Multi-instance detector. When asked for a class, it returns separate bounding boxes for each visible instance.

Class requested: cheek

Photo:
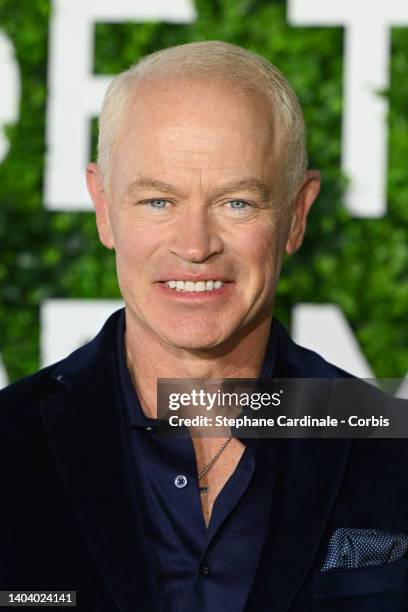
[239,226,282,281]
[113,218,159,262]
[112,221,161,296]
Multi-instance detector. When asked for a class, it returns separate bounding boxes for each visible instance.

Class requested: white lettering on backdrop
[0,31,20,163]
[44,0,196,210]
[288,0,408,217]
[41,299,123,366]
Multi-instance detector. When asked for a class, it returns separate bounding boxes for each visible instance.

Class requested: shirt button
[200,564,210,577]
[145,426,154,432]
[174,475,188,488]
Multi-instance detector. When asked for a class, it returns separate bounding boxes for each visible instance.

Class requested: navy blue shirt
[116,312,278,612]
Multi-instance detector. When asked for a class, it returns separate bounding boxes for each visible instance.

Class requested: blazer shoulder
[0,308,123,428]
[0,363,63,424]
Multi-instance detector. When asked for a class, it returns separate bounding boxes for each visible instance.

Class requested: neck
[124,309,273,419]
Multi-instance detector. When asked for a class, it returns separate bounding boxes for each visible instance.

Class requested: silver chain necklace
[197,436,232,494]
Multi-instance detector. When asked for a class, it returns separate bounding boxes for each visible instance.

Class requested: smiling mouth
[162,280,226,292]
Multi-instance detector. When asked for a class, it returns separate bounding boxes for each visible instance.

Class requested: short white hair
[97,40,307,201]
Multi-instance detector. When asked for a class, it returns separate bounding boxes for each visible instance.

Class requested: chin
[156,320,229,352]
[162,331,225,351]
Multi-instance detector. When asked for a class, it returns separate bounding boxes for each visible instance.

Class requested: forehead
[110,77,280,194]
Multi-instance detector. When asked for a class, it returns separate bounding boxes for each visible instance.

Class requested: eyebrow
[125,178,185,199]
[125,177,272,202]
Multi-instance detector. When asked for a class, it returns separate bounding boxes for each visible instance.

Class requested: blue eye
[147,199,168,209]
[229,200,249,210]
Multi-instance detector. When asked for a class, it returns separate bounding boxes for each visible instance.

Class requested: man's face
[89,78,316,351]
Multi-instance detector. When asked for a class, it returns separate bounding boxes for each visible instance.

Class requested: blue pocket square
[322,527,408,572]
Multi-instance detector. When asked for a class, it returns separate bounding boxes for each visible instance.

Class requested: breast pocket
[313,558,408,598]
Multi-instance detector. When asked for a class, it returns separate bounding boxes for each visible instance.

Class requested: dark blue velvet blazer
[1,309,407,611]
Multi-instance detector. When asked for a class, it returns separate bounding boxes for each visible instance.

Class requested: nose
[170,206,224,264]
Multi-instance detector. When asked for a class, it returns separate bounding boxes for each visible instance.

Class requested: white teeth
[164,280,225,292]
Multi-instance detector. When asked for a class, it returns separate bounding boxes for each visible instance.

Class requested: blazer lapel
[245,318,352,612]
[40,312,164,612]
[245,437,351,612]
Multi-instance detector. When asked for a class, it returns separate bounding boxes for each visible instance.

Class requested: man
[1,41,407,612]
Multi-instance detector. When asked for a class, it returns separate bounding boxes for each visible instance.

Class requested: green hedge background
[0,0,407,382]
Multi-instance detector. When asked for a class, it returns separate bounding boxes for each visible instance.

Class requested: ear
[86,163,115,250]
[285,170,321,256]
